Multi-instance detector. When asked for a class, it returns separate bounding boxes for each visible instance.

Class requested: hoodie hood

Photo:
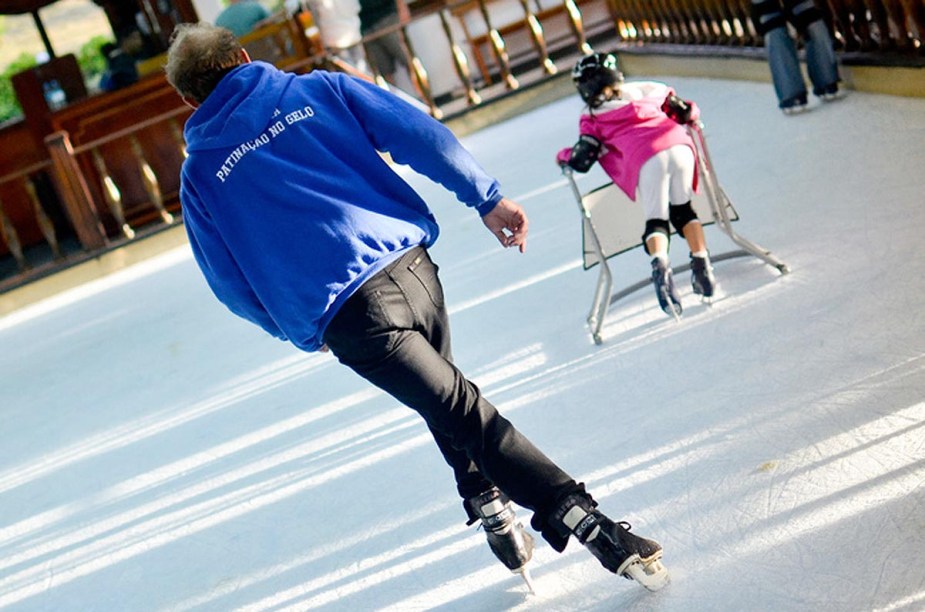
[184,62,291,151]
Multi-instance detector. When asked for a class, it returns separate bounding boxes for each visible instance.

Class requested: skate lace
[617,521,632,531]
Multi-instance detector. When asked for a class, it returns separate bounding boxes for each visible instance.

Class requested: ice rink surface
[1,76,924,611]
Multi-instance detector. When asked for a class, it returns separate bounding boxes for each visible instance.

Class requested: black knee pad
[784,0,823,34]
[669,201,699,235]
[750,0,788,36]
[642,218,670,255]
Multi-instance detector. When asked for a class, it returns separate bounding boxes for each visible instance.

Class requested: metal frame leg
[688,122,791,275]
[565,168,611,344]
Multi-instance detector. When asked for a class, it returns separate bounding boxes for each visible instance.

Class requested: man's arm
[336,73,504,217]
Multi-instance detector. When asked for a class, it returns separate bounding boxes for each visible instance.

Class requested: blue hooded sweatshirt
[180,62,503,352]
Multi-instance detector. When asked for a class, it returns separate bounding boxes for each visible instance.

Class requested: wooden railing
[44,106,189,249]
[0,0,922,291]
[602,0,924,51]
[0,161,62,274]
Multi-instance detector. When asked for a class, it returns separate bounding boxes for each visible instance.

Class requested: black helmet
[571,52,624,108]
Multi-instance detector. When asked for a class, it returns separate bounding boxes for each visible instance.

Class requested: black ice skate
[690,253,716,301]
[552,494,669,592]
[780,93,808,115]
[468,488,536,592]
[651,257,682,319]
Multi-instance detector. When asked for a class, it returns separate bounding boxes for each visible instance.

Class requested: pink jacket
[557,81,699,201]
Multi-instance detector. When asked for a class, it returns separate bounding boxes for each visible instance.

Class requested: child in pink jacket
[557,52,716,317]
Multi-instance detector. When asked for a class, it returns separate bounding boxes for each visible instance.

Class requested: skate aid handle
[662,94,699,124]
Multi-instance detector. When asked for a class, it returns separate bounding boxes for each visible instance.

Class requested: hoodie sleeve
[180,179,287,340]
[333,73,503,216]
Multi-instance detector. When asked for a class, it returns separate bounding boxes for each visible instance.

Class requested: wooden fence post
[44,130,108,251]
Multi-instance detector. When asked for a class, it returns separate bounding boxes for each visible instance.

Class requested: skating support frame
[565,121,790,345]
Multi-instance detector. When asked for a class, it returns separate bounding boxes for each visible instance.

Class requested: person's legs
[784,0,840,96]
[766,27,809,109]
[361,13,416,92]
[751,0,808,110]
[325,247,669,587]
[665,144,716,298]
[639,152,682,316]
[323,247,580,536]
[666,145,705,254]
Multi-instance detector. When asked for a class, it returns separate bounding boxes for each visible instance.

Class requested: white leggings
[637,144,696,222]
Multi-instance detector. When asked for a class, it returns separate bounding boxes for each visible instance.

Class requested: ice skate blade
[514,566,537,594]
[623,558,670,592]
[661,303,682,321]
[781,104,808,115]
[657,290,682,321]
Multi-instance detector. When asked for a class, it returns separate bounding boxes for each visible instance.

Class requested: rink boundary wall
[444,50,925,137]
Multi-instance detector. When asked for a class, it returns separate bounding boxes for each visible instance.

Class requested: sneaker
[551,494,669,591]
[651,257,682,317]
[690,253,716,298]
[467,488,534,573]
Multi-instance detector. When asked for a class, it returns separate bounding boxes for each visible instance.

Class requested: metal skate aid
[564,165,612,344]
[553,495,669,592]
[687,121,790,275]
[468,488,537,593]
[563,118,789,343]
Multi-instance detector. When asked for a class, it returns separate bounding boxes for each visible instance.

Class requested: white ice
[1,77,924,611]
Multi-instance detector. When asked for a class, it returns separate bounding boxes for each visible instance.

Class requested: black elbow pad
[568,134,602,173]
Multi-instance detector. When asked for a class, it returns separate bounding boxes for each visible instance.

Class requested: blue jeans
[755,0,840,106]
[765,26,806,105]
[803,21,839,95]
[323,246,580,541]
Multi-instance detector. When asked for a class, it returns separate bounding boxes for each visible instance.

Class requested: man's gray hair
[165,22,245,104]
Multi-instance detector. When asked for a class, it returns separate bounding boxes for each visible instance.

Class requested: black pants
[323,246,579,542]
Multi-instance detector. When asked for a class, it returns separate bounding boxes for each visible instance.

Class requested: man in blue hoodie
[165,22,669,592]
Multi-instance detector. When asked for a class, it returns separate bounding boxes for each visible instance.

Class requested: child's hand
[556,147,572,167]
[662,94,698,124]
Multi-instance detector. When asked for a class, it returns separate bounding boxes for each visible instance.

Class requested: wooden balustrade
[1,0,922,289]
[0,150,76,282]
[605,0,923,50]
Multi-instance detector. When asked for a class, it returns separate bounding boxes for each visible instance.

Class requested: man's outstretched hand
[482,198,529,253]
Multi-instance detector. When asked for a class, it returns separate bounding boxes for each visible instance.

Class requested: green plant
[0,35,115,124]
[0,52,38,124]
[77,35,111,80]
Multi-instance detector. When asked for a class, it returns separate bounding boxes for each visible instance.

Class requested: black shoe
[467,488,534,572]
[551,494,669,591]
[690,253,716,298]
[651,258,682,317]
